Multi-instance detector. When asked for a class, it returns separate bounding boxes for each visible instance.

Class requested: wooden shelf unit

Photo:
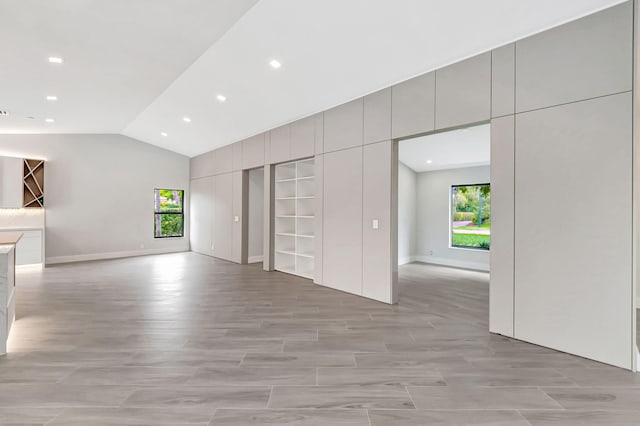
[23,159,44,208]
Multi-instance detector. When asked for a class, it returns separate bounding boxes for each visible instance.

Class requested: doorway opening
[397,123,491,319]
[248,167,264,266]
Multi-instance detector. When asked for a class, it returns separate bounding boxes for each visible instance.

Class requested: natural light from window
[154,189,184,238]
[451,184,490,250]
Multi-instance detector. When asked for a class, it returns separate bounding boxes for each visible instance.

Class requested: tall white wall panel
[362,141,395,303]
[214,173,233,261]
[489,116,514,336]
[514,93,633,369]
[322,147,363,295]
[189,177,213,255]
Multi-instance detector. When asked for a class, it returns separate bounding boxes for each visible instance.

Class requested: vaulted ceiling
[0,0,626,157]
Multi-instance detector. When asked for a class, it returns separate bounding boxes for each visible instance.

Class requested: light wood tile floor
[2,252,639,425]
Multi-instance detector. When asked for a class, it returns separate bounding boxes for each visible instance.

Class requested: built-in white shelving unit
[274,158,315,279]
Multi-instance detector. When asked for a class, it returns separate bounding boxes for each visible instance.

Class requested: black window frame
[154,188,185,239]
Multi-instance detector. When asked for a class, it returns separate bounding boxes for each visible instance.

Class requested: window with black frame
[451,184,490,250]
[154,189,184,238]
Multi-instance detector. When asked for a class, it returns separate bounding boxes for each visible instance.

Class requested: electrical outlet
[372,219,379,230]
[234,216,239,222]
[428,250,433,256]
[139,243,144,249]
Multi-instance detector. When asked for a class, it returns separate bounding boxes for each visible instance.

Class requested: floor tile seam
[265,385,274,409]
[365,407,373,426]
[403,384,418,410]
[238,352,249,367]
[206,408,217,426]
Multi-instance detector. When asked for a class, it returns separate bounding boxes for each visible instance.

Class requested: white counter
[0,233,21,355]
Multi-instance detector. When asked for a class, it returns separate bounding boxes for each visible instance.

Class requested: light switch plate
[372,219,379,229]
[234,216,239,222]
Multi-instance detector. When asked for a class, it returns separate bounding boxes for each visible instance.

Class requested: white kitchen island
[0,232,22,355]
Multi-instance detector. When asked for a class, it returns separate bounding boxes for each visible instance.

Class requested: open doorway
[248,167,264,265]
[397,124,491,319]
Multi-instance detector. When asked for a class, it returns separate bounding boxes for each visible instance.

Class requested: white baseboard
[248,255,263,264]
[411,255,490,272]
[46,247,189,265]
[399,256,416,266]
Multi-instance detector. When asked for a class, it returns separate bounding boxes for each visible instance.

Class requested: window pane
[155,189,184,213]
[451,184,490,250]
[154,213,184,238]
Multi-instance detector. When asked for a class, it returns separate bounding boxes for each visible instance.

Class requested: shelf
[23,159,45,208]
[276,176,315,183]
[277,196,314,200]
[274,158,315,281]
[276,250,314,259]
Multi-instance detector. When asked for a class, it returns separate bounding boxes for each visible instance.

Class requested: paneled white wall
[515,93,632,368]
[322,147,363,296]
[190,1,635,368]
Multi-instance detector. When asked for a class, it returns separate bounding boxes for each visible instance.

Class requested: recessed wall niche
[23,159,44,208]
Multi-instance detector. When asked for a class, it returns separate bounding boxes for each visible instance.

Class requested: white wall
[0,134,190,263]
[0,156,23,208]
[248,167,264,263]
[398,162,416,265]
[415,166,490,271]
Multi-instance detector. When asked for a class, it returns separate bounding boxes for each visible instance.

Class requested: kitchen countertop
[0,232,23,246]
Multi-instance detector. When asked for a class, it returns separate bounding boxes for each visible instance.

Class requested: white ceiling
[0,0,626,157]
[399,124,490,173]
[0,0,258,134]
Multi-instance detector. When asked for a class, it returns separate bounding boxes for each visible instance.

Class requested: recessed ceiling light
[45,118,55,123]
[46,95,57,101]
[161,132,168,137]
[426,160,433,164]
[48,57,63,64]
[216,94,227,102]
[269,59,282,69]
[183,117,191,123]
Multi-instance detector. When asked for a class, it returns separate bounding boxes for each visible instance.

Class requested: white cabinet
[274,158,315,279]
[0,229,43,266]
[0,157,23,208]
[16,229,42,266]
